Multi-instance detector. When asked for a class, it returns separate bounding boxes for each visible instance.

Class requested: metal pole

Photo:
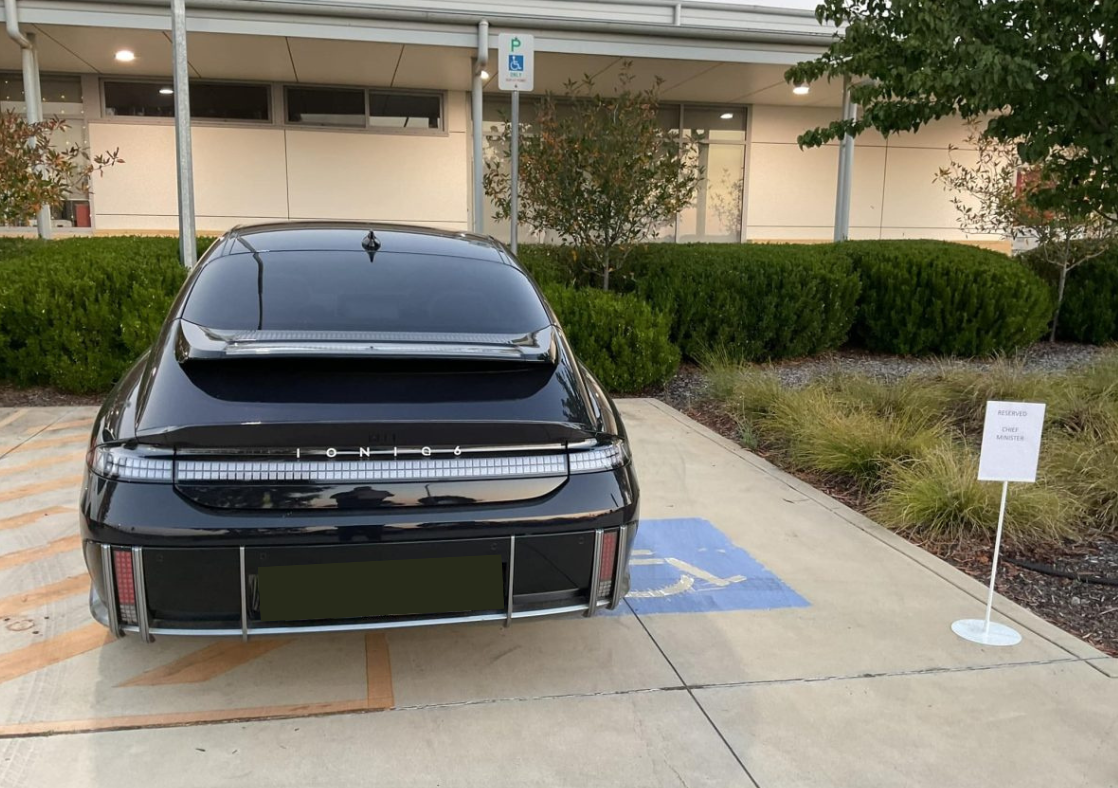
[24,34,51,238]
[510,89,519,253]
[471,20,489,235]
[170,0,196,267]
[833,75,856,242]
[984,481,1010,634]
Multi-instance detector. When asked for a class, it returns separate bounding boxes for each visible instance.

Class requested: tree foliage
[935,119,1117,340]
[0,111,122,226]
[483,64,700,289]
[786,0,1118,220]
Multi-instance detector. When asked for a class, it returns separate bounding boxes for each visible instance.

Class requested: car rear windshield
[182,250,550,335]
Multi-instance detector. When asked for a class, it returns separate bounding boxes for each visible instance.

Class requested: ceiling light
[115,49,136,63]
[720,112,734,120]
[159,87,173,95]
[792,83,810,96]
[480,69,491,80]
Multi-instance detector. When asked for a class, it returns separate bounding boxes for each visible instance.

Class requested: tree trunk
[602,249,611,291]
[1050,264,1068,342]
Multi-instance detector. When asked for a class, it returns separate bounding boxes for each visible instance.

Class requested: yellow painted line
[0,451,85,478]
[119,639,291,687]
[0,535,81,572]
[0,698,374,738]
[0,575,89,618]
[0,622,112,685]
[0,474,81,505]
[39,418,94,434]
[6,434,87,454]
[0,506,74,532]
[365,632,395,709]
[0,410,28,430]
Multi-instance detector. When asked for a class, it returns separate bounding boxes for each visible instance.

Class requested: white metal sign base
[951,618,1022,647]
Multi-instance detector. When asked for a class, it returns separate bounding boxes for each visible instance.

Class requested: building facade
[0,0,1003,248]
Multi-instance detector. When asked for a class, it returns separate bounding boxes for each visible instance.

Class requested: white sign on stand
[953,400,1047,647]
[977,402,1046,482]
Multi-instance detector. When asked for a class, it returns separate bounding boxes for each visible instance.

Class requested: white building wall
[87,92,469,233]
[745,105,1004,248]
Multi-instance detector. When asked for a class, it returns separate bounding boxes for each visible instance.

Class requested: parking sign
[498,33,534,91]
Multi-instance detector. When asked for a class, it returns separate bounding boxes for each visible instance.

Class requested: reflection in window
[104,80,270,121]
[368,91,441,129]
[286,86,365,127]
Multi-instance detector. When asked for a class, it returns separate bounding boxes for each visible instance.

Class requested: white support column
[26,33,51,238]
[833,75,857,242]
[170,0,196,267]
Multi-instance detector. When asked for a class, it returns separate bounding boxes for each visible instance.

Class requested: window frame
[100,76,274,126]
[283,84,446,136]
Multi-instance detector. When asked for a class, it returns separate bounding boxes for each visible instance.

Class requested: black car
[81,222,638,641]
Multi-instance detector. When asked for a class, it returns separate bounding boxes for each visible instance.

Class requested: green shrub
[1047,425,1118,533]
[515,245,579,287]
[839,240,1052,356]
[1023,243,1118,344]
[627,243,861,361]
[0,237,187,392]
[542,284,680,393]
[873,445,1079,546]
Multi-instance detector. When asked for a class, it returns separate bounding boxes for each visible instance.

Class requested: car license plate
[258,554,504,622]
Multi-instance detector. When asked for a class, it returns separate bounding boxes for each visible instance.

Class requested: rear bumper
[86,525,635,641]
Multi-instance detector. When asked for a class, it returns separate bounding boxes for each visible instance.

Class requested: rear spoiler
[175,320,558,363]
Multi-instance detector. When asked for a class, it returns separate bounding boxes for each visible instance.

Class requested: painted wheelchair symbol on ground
[616,518,809,615]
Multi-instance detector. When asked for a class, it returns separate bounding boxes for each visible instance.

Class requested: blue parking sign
[613,518,809,615]
[508,54,525,72]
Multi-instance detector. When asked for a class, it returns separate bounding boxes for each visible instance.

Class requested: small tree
[0,111,122,226]
[484,65,700,290]
[936,120,1116,341]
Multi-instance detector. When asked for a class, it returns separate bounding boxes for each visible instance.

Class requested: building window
[285,86,365,127]
[480,98,747,244]
[368,90,441,130]
[103,80,270,121]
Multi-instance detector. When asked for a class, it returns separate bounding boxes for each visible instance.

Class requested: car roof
[219,221,507,263]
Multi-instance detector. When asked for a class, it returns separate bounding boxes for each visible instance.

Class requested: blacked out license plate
[258,554,504,622]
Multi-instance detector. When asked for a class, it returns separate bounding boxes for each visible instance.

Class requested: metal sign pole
[510,89,519,254]
[170,0,197,268]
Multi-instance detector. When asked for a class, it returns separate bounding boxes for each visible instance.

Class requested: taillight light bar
[112,548,138,625]
[598,530,618,598]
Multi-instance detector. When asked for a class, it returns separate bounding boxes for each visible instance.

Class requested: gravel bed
[760,342,1107,389]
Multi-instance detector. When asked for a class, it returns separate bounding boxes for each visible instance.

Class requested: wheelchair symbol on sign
[628,548,747,598]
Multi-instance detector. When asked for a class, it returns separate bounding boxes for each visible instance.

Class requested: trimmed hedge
[625,244,861,361]
[0,237,190,392]
[541,284,679,393]
[1023,243,1118,344]
[837,240,1052,356]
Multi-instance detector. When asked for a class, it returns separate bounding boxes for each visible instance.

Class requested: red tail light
[598,530,618,597]
[112,548,138,624]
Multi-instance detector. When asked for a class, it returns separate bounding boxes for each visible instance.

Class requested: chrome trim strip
[611,525,629,608]
[239,546,249,642]
[585,529,604,618]
[100,544,121,638]
[505,535,516,628]
[119,603,606,638]
[131,547,153,643]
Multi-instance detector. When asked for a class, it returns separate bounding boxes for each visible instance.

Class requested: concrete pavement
[0,400,1114,787]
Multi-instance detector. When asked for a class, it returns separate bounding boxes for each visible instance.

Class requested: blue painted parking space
[616,518,809,615]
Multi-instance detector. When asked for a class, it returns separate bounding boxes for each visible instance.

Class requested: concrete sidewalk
[0,400,1114,788]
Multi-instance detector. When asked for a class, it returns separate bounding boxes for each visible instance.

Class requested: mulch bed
[0,383,100,408]
[657,363,1118,658]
